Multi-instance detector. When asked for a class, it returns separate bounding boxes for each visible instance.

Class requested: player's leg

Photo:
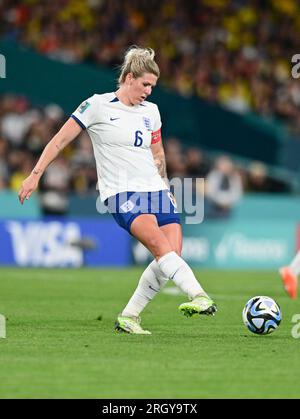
[159,222,182,256]
[131,215,216,314]
[120,222,182,322]
[279,252,299,299]
[114,192,180,324]
[116,205,216,334]
[118,215,171,323]
[116,216,215,333]
[115,214,172,334]
[120,259,168,317]
[108,191,172,333]
[159,223,216,316]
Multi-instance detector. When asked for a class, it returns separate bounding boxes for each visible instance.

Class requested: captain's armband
[151,129,161,144]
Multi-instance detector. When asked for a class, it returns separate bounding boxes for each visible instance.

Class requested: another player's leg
[279,252,299,299]
[159,223,216,317]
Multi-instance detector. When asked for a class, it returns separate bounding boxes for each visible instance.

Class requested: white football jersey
[71,92,168,201]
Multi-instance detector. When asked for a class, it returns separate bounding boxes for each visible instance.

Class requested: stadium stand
[1,0,299,133]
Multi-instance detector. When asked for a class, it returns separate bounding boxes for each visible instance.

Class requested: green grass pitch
[0,267,300,399]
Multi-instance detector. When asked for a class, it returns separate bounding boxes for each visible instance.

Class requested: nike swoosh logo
[149,285,159,293]
[110,117,120,121]
[170,267,181,279]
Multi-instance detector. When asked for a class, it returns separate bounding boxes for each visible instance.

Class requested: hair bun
[124,46,155,63]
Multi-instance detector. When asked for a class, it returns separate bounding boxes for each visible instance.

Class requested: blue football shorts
[105,190,181,234]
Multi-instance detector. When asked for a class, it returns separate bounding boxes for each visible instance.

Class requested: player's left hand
[18,174,39,205]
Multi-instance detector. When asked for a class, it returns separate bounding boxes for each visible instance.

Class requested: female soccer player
[18,46,217,334]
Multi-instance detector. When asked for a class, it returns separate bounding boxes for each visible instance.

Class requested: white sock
[157,251,207,300]
[121,260,168,318]
[290,251,300,276]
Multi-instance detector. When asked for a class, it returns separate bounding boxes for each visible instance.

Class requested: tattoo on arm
[156,156,166,178]
[155,153,169,186]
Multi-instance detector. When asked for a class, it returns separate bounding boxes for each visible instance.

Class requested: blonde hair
[118,46,160,85]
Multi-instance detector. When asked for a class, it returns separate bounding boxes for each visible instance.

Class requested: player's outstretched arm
[18,117,82,205]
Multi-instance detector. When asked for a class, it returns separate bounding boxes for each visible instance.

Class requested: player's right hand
[18,174,39,205]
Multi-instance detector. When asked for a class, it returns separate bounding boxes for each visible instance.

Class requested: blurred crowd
[1,0,300,135]
[0,95,291,216]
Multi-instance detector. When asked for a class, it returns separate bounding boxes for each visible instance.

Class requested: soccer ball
[242,296,281,335]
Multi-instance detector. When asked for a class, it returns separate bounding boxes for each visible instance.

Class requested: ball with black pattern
[242,296,281,335]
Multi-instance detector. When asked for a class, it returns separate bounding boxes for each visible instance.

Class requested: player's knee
[146,235,172,259]
[170,242,182,256]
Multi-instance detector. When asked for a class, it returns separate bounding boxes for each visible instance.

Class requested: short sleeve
[71,94,99,129]
[152,104,162,132]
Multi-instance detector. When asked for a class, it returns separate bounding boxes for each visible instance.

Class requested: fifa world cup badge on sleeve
[78,101,91,114]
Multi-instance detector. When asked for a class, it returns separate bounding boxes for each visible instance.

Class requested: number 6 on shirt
[134,130,143,147]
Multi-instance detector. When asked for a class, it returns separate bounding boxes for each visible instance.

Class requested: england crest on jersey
[143,117,152,131]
